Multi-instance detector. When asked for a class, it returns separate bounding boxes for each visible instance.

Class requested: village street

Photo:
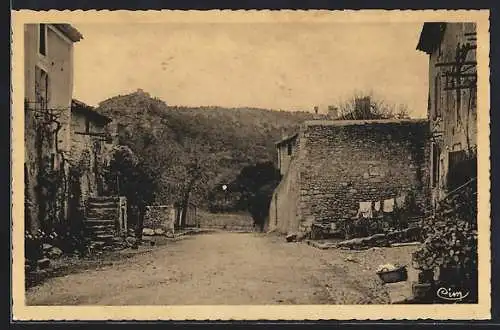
[26,231,418,305]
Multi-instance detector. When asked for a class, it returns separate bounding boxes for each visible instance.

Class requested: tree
[104,145,156,238]
[230,161,281,231]
[162,137,218,228]
[336,91,412,120]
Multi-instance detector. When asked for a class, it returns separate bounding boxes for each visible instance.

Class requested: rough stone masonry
[268,119,431,236]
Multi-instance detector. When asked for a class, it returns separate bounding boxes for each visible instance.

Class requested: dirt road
[26,232,399,305]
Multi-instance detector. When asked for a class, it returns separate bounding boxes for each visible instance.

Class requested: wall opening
[39,24,47,56]
[35,66,49,109]
[85,119,90,133]
[431,142,440,188]
[287,142,292,156]
[434,74,441,120]
[447,150,476,191]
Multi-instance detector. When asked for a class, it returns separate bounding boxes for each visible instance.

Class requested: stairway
[84,196,127,248]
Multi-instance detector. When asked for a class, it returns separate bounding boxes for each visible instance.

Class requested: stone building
[276,133,298,176]
[24,24,83,232]
[268,119,431,236]
[68,99,115,224]
[416,22,477,207]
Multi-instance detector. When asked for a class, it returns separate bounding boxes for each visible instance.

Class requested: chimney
[355,97,371,118]
[328,106,338,119]
[314,106,319,114]
[280,127,286,138]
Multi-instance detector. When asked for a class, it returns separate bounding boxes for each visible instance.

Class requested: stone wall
[197,211,254,231]
[270,119,431,236]
[144,205,176,234]
[69,111,110,202]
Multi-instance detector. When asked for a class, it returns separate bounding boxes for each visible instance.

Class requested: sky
[72,22,430,118]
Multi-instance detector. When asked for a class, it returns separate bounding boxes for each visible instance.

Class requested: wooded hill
[96,89,314,206]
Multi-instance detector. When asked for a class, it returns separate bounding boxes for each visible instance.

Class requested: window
[39,24,47,56]
[85,119,90,133]
[287,142,292,156]
[447,150,473,191]
[50,153,56,170]
[35,66,49,109]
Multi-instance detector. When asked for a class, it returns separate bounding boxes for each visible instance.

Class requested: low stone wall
[144,205,176,234]
[197,211,254,231]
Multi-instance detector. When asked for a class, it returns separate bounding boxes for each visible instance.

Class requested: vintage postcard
[11,9,491,320]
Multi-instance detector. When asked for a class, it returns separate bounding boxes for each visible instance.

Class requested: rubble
[335,227,421,250]
[125,236,137,246]
[154,228,165,235]
[47,246,63,259]
[37,258,50,269]
[286,233,297,242]
[142,228,155,236]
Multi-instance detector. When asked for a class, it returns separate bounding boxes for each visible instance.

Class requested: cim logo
[436,287,470,302]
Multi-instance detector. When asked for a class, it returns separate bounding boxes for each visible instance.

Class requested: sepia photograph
[11,10,490,320]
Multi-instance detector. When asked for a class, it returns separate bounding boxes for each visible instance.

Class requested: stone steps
[83,196,127,249]
[87,209,118,219]
[88,196,122,203]
[84,218,115,226]
[89,229,114,236]
[86,224,115,231]
[95,234,114,240]
[87,202,117,208]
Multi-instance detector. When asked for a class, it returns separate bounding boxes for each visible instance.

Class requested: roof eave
[416,22,446,54]
[71,99,112,124]
[275,133,299,146]
[52,24,84,42]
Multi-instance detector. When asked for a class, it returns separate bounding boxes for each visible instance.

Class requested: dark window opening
[447,150,476,191]
[471,88,477,112]
[50,153,56,170]
[39,24,46,55]
[432,143,440,188]
[35,67,49,109]
[287,143,292,156]
[85,119,90,133]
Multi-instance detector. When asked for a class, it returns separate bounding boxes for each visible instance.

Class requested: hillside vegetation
[96,89,313,208]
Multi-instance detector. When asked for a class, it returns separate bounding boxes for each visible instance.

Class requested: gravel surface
[26,232,416,305]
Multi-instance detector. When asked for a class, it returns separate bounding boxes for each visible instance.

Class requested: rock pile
[336,227,421,250]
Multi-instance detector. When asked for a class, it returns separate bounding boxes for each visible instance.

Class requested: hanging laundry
[374,201,381,212]
[396,194,406,209]
[383,198,395,212]
[357,201,373,218]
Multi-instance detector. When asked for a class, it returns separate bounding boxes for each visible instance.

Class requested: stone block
[37,258,50,269]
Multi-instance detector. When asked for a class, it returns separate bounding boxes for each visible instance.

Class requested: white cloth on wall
[383,198,395,213]
[357,201,373,218]
[374,201,381,212]
[395,194,406,209]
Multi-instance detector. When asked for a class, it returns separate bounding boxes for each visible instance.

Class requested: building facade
[276,133,298,177]
[24,24,83,232]
[268,119,431,236]
[417,23,478,206]
[68,99,116,225]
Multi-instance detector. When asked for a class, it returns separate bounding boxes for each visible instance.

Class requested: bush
[411,179,477,301]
